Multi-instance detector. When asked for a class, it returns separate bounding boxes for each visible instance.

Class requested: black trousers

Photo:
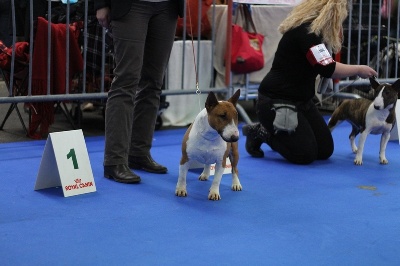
[104,0,178,166]
[257,93,334,164]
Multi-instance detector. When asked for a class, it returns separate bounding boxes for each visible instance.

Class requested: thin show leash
[316,77,360,106]
[185,2,203,113]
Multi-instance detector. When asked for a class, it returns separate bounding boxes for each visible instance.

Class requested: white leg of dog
[379,132,390,164]
[208,164,224,201]
[350,135,358,153]
[354,131,369,165]
[199,164,211,181]
[176,162,190,197]
[231,172,242,191]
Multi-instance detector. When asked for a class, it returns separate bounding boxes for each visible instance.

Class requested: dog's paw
[231,175,242,191]
[175,188,188,197]
[380,158,389,164]
[208,193,221,200]
[231,183,242,191]
[354,159,363,165]
[208,191,221,201]
[198,174,209,181]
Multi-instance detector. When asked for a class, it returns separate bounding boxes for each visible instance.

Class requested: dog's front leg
[176,162,190,197]
[199,164,211,181]
[229,144,242,191]
[208,164,224,200]
[379,132,390,164]
[354,131,369,165]
[231,166,242,191]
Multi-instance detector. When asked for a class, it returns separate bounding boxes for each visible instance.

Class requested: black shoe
[104,164,141,184]
[128,155,168,174]
[242,123,265,158]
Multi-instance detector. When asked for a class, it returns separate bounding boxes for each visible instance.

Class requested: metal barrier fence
[0,0,228,103]
[1,0,400,132]
[0,0,233,133]
[335,0,400,97]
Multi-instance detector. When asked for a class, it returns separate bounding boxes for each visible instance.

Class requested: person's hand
[357,65,378,79]
[96,7,111,29]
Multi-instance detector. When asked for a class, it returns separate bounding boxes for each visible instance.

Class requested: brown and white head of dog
[175,89,242,200]
[328,77,400,165]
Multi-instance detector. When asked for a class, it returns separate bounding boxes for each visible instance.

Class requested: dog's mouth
[221,135,239,142]
[374,102,396,111]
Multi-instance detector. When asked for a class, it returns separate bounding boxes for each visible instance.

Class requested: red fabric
[176,0,212,38]
[0,41,29,72]
[230,24,264,74]
[28,17,83,139]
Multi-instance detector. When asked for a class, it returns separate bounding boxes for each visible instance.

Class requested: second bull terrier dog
[328,77,400,165]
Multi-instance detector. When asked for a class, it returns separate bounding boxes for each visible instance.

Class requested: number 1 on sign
[66,148,79,169]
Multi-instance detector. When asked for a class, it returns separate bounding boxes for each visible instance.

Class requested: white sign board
[34,130,96,197]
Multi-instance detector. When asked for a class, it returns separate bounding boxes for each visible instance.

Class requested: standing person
[0,0,12,47]
[242,0,377,165]
[95,0,184,183]
[0,0,26,47]
[381,0,399,37]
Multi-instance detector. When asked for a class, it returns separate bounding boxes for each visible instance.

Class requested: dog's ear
[228,89,241,107]
[369,76,380,89]
[205,91,219,111]
[391,79,400,93]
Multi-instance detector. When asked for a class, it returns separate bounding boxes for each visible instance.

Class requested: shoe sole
[128,163,167,174]
[104,173,141,184]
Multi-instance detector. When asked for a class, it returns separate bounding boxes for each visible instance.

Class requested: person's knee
[280,143,318,165]
[286,144,332,164]
[318,148,333,160]
[287,153,317,165]
[317,139,334,160]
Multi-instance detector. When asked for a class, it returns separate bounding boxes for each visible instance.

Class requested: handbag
[230,4,265,74]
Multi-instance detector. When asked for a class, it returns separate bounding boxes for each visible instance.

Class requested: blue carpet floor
[1,120,400,265]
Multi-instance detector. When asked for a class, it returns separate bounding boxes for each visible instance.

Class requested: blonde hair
[278,0,349,53]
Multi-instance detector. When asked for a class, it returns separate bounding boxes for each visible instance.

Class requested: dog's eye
[383,90,393,97]
[219,113,227,120]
